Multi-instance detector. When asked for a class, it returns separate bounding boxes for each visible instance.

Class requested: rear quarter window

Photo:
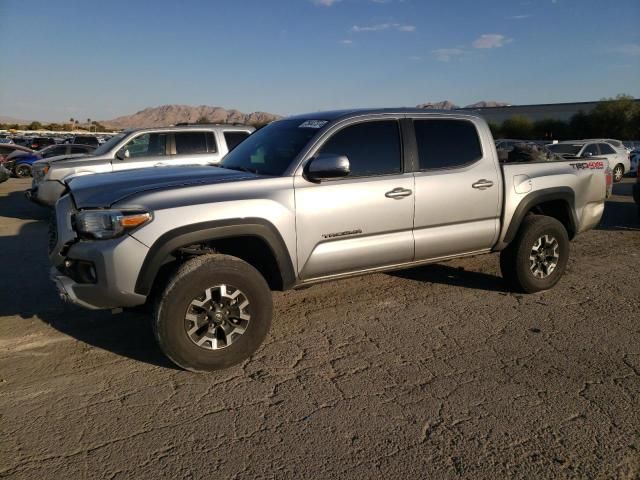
[224,131,251,152]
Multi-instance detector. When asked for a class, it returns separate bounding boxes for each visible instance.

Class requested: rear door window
[414,119,482,169]
[224,131,251,152]
[597,143,616,155]
[174,132,216,154]
[71,146,91,154]
[319,120,401,177]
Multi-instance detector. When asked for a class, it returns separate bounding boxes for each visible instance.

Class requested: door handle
[385,187,413,199]
[472,179,494,190]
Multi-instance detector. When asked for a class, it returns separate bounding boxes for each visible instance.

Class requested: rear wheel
[154,254,272,372]
[14,164,31,178]
[500,215,569,293]
[612,164,624,182]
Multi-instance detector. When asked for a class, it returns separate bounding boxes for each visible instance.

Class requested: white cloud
[612,44,640,56]
[351,23,416,32]
[507,14,532,20]
[312,0,341,6]
[408,55,423,61]
[472,34,511,49]
[340,39,353,45]
[432,48,465,62]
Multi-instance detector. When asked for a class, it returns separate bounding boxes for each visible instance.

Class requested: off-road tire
[612,164,624,183]
[500,215,569,293]
[154,254,272,372]
[14,164,31,178]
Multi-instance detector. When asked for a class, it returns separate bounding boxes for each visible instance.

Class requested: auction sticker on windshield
[299,120,328,129]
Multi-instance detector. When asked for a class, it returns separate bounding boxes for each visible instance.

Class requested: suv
[65,135,100,147]
[547,140,630,182]
[29,124,254,206]
[48,109,608,372]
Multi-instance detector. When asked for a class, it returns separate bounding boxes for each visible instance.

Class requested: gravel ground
[0,177,638,479]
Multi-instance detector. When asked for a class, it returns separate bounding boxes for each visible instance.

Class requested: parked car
[630,148,639,174]
[633,167,640,216]
[0,144,33,164]
[64,135,100,147]
[47,108,609,371]
[0,164,9,183]
[547,140,630,182]
[30,137,56,150]
[11,144,96,178]
[28,124,254,206]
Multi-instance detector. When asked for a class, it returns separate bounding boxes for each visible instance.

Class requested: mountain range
[416,100,510,110]
[100,105,282,129]
[2,100,511,129]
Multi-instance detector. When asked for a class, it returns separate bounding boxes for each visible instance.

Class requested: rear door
[294,118,415,279]
[170,131,220,165]
[411,117,501,260]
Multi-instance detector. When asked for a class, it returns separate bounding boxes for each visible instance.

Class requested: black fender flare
[134,218,296,295]
[503,187,577,244]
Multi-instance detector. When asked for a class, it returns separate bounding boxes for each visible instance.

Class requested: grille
[48,211,58,254]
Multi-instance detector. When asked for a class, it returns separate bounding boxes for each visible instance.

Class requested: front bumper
[29,180,66,207]
[49,195,149,310]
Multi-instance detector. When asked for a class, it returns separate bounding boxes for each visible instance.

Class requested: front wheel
[612,164,624,183]
[500,215,569,293]
[154,254,273,372]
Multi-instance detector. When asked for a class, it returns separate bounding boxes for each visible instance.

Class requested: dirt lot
[0,177,638,479]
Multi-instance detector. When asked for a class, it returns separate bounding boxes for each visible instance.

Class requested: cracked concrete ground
[0,177,638,479]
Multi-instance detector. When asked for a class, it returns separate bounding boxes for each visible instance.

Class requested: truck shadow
[0,187,50,221]
[597,201,640,232]
[0,216,178,371]
[388,263,509,292]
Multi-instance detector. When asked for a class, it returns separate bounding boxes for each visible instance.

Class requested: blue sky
[0,0,638,121]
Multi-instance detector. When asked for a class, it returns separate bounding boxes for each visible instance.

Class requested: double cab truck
[28,124,254,206]
[47,109,609,371]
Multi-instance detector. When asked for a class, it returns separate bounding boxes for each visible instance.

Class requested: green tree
[586,94,639,139]
[27,121,43,130]
[533,118,570,141]
[500,115,534,139]
[487,122,502,138]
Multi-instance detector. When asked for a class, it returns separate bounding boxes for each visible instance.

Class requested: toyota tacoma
[47,109,610,371]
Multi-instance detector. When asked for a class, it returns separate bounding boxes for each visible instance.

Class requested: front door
[111,132,169,171]
[295,119,415,280]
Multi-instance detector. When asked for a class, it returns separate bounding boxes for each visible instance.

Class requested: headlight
[74,210,152,239]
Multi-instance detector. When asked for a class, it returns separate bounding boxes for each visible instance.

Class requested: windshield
[220,120,322,176]
[547,144,582,155]
[93,133,126,155]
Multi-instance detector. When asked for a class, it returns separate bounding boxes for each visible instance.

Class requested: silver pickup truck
[47,109,610,372]
[28,124,254,206]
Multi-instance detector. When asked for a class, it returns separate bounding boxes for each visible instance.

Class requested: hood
[67,165,258,208]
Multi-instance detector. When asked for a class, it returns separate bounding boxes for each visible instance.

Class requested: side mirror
[115,148,130,160]
[306,154,350,182]
[582,151,593,158]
